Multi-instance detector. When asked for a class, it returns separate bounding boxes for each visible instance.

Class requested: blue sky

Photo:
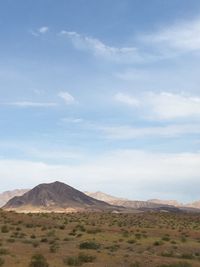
[0,0,200,202]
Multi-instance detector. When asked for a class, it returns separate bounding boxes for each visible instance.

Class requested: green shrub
[127,239,136,244]
[1,226,9,233]
[29,254,49,267]
[153,240,163,246]
[78,253,96,263]
[63,253,96,266]
[64,256,80,266]
[0,249,8,255]
[79,241,100,250]
[162,236,171,241]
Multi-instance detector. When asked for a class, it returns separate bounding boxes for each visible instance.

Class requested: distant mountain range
[85,191,167,209]
[85,191,200,210]
[1,183,200,212]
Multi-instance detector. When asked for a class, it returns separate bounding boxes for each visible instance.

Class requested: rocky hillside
[0,189,29,207]
[3,181,113,212]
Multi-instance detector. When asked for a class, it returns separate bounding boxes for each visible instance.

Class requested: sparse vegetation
[0,209,200,266]
[29,254,49,267]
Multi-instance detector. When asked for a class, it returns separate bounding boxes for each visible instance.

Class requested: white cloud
[38,26,49,34]
[101,123,200,140]
[147,92,200,120]
[144,18,200,52]
[0,150,200,201]
[3,101,57,107]
[61,117,83,123]
[30,26,49,37]
[58,91,75,104]
[114,92,140,107]
[115,91,200,120]
[60,30,144,63]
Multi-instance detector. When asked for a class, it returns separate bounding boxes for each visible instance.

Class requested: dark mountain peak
[3,181,111,212]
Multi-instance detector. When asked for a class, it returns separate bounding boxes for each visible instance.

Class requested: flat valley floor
[0,210,200,267]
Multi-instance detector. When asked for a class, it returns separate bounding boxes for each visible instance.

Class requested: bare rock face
[3,181,112,212]
[0,189,29,207]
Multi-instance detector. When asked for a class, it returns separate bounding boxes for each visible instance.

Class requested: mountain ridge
[3,181,114,212]
[2,185,200,212]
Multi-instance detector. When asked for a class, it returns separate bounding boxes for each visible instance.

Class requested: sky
[0,0,200,202]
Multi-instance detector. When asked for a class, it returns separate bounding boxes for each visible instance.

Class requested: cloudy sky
[0,0,200,202]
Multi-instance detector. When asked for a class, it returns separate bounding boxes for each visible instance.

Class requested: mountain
[86,192,200,212]
[3,181,114,213]
[186,200,200,209]
[147,199,182,207]
[85,191,128,203]
[0,189,29,207]
[85,191,173,209]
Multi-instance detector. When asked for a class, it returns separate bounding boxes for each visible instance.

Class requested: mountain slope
[147,199,182,207]
[3,181,113,212]
[0,189,29,207]
[85,191,128,203]
[85,191,173,209]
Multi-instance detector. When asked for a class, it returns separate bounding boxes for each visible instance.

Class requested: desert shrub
[78,253,96,263]
[161,250,174,257]
[1,226,9,233]
[127,239,136,244]
[32,241,39,248]
[7,237,15,243]
[105,244,120,252]
[153,240,163,246]
[76,225,86,232]
[64,256,80,266]
[79,241,100,250]
[162,236,171,241]
[181,237,187,242]
[0,258,4,266]
[180,253,194,259]
[130,262,140,267]
[40,238,48,243]
[0,249,8,255]
[159,263,191,267]
[59,224,65,230]
[49,243,59,253]
[29,254,49,267]
[135,233,141,239]
[86,228,101,234]
[63,253,96,266]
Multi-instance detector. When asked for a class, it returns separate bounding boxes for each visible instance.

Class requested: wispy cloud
[38,26,49,34]
[115,91,200,120]
[101,123,200,140]
[30,26,49,37]
[60,18,200,64]
[114,92,140,107]
[58,91,76,104]
[143,17,200,53]
[60,30,145,63]
[61,117,83,123]
[3,101,57,108]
